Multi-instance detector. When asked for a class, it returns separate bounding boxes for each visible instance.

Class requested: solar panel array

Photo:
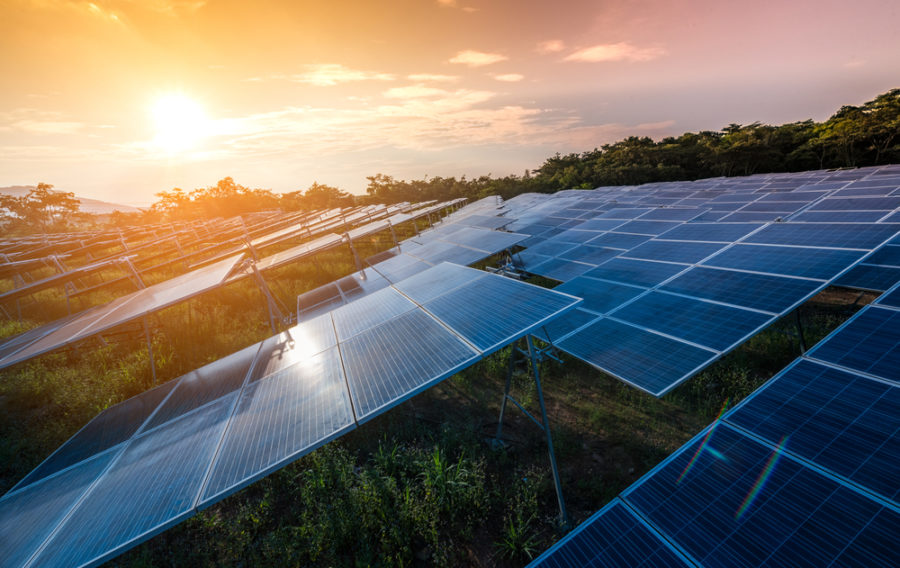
[495,165,900,396]
[297,204,526,319]
[0,255,245,371]
[529,280,900,567]
[0,263,580,568]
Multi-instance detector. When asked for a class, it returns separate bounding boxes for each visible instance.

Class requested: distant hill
[0,186,141,214]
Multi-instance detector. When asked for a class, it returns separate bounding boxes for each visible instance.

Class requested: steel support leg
[794,309,807,354]
[142,316,157,384]
[494,343,520,444]
[526,336,569,527]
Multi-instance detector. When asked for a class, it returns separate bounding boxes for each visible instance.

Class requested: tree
[0,183,81,234]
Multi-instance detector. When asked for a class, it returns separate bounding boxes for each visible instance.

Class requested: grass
[0,218,873,566]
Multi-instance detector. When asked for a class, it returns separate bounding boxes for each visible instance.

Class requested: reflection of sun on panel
[151,94,209,152]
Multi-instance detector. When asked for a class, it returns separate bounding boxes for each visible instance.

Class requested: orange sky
[1,0,898,205]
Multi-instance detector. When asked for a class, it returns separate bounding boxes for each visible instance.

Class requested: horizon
[2,0,898,205]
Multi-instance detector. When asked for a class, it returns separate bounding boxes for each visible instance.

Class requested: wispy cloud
[383,84,449,99]
[408,73,459,82]
[565,42,666,63]
[0,109,84,135]
[274,64,395,86]
[537,40,565,54]
[493,73,524,82]
[449,50,508,67]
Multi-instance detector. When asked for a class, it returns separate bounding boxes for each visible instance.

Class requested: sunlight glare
[151,94,209,152]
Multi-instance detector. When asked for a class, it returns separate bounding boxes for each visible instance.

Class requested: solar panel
[613,220,682,236]
[623,424,898,567]
[0,448,118,568]
[585,232,651,249]
[622,240,724,264]
[728,359,900,501]
[806,305,900,382]
[660,266,821,313]
[199,345,355,504]
[702,244,867,280]
[530,499,692,567]
[0,254,244,371]
[585,258,687,289]
[30,397,235,568]
[527,257,596,281]
[744,223,900,249]
[610,291,772,352]
[557,318,715,395]
[11,380,178,491]
[4,263,581,567]
[658,222,763,243]
[834,263,900,291]
[556,277,645,315]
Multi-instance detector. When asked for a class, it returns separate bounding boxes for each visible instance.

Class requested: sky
[1,0,898,206]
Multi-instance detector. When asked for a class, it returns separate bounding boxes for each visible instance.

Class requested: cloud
[493,73,524,82]
[276,64,395,86]
[537,40,565,54]
[449,50,508,67]
[564,42,666,63]
[408,73,459,82]
[0,109,84,135]
[383,84,449,99]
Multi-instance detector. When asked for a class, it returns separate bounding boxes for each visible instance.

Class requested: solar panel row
[0,263,580,568]
[529,282,900,567]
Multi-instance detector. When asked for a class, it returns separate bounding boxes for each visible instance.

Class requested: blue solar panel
[661,267,821,313]
[557,318,715,396]
[199,346,355,505]
[528,499,692,567]
[719,211,781,222]
[529,257,596,281]
[807,305,900,383]
[576,219,628,232]
[585,258,687,288]
[556,276,645,315]
[744,223,900,249]
[551,229,607,244]
[423,274,580,352]
[728,359,900,501]
[0,448,117,568]
[835,263,900,291]
[865,244,900,266]
[31,396,235,568]
[331,287,416,341]
[11,380,177,491]
[622,240,724,264]
[534,308,599,343]
[789,210,889,223]
[659,222,763,242]
[558,245,621,265]
[739,201,806,213]
[638,208,706,222]
[585,232,652,249]
[809,196,900,211]
[610,291,772,352]
[623,423,900,567]
[614,220,682,236]
[392,261,488,304]
[876,284,900,308]
[702,244,866,280]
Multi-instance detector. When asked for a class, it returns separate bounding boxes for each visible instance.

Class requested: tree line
[2,88,897,233]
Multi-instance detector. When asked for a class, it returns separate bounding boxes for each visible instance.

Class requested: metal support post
[346,237,364,273]
[494,344,521,445]
[248,261,283,333]
[794,308,807,354]
[120,257,146,289]
[526,336,569,528]
[388,222,399,252]
[142,316,157,384]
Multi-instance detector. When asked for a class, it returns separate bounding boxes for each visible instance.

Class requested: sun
[151,94,210,152]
